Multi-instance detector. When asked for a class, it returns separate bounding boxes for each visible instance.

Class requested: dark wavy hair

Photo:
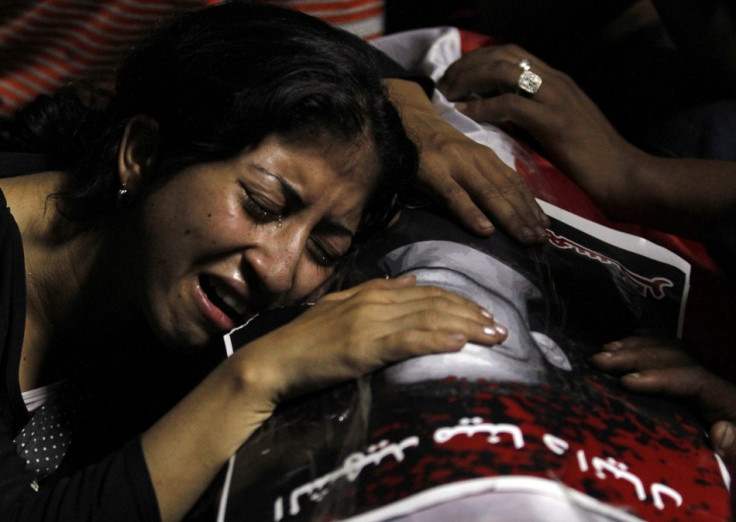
[3,1,417,243]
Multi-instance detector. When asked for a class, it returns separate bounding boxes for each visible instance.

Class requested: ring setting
[517,59,542,96]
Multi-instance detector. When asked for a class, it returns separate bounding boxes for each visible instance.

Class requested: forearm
[141,356,275,522]
[605,153,736,229]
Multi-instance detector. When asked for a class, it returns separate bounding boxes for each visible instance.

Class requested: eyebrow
[254,165,356,239]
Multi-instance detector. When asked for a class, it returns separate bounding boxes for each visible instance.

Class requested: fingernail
[484,325,508,336]
[603,341,623,352]
[455,102,467,113]
[520,227,535,240]
[534,226,548,238]
[719,424,736,452]
[625,372,641,379]
[480,308,494,320]
[595,351,614,359]
[476,217,494,232]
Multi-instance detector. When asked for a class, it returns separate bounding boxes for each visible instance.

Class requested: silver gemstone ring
[517,67,542,96]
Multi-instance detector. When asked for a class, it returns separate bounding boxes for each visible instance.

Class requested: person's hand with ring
[437,44,644,221]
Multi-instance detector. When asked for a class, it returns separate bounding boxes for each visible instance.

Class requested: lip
[193,277,238,332]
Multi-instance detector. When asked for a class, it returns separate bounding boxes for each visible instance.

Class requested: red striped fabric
[0,0,385,117]
[271,0,384,38]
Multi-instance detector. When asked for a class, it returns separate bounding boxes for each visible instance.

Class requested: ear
[117,115,159,195]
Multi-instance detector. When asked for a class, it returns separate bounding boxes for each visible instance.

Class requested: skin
[591,334,736,514]
[438,44,736,233]
[437,42,736,507]
[3,116,509,521]
[383,78,550,244]
[129,131,379,349]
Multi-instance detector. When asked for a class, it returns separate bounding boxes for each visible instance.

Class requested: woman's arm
[142,276,507,521]
[438,44,736,231]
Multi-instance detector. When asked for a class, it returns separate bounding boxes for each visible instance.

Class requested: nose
[242,225,306,299]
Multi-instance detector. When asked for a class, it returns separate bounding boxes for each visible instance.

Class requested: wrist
[586,141,651,221]
[226,348,281,418]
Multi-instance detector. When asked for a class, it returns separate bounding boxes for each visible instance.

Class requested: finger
[711,421,736,460]
[378,314,507,361]
[622,368,736,426]
[591,344,695,373]
[710,421,736,518]
[320,275,416,302]
[455,93,552,135]
[329,283,509,349]
[441,57,516,100]
[439,45,548,100]
[326,283,504,335]
[352,286,504,334]
[601,335,678,352]
[388,296,507,339]
[419,139,549,242]
[457,154,549,242]
[423,170,498,236]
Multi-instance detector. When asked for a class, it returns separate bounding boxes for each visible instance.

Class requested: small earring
[116,184,129,208]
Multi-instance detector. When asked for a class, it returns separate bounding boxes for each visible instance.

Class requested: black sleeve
[0,189,160,522]
[373,48,435,99]
[0,433,161,522]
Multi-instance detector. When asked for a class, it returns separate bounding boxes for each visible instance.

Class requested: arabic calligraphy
[273,418,687,520]
[436,418,683,512]
[274,437,419,520]
[434,417,524,449]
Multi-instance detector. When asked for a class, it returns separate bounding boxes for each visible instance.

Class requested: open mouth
[200,275,250,323]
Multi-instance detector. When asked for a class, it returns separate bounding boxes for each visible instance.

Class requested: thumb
[712,420,736,462]
[712,421,736,518]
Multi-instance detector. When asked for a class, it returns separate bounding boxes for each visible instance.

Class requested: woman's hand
[437,44,646,220]
[143,275,507,521]
[383,79,549,244]
[591,334,736,461]
[235,275,508,404]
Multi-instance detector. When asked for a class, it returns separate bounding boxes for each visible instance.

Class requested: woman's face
[133,134,379,349]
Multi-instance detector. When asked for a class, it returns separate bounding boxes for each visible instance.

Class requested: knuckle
[474,183,503,202]
[443,184,471,204]
[422,309,443,329]
[433,137,467,159]
[420,285,449,299]
[501,93,525,114]
[398,330,426,356]
[353,287,382,303]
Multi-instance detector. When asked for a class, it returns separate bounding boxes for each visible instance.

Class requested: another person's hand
[383,79,549,244]
[235,275,508,405]
[591,334,736,475]
[437,44,646,220]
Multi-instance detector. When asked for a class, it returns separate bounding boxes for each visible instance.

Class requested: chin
[146,314,213,353]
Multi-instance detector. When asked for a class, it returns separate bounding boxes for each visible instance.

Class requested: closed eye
[242,188,283,223]
[308,237,344,268]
